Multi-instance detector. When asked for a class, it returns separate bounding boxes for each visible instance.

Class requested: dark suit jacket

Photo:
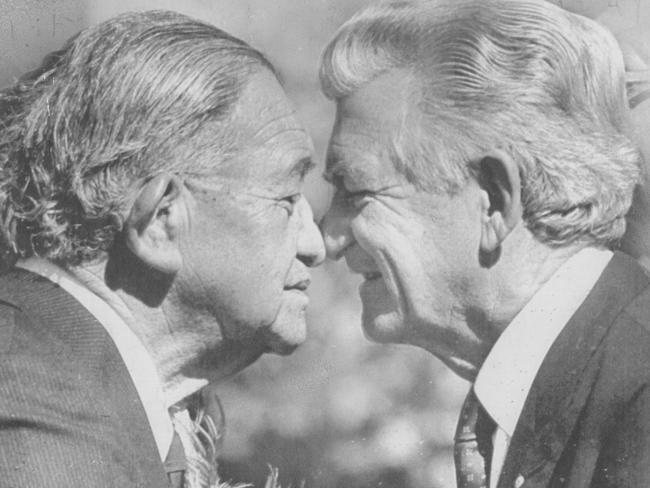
[496,252,650,488]
[0,268,170,487]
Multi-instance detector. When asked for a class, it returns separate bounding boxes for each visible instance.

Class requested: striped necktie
[454,389,496,488]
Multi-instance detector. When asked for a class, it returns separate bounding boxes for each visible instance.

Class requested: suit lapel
[103,331,171,487]
[5,269,169,487]
[497,253,650,488]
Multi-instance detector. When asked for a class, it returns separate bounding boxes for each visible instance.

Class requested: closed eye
[344,190,373,209]
[279,193,302,215]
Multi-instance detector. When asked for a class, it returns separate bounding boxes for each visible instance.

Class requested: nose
[297,197,326,267]
[319,193,354,260]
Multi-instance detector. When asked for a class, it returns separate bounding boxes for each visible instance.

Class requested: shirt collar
[16,257,175,462]
[474,247,613,437]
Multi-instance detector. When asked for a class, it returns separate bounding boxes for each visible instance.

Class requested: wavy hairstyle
[320,0,641,247]
[0,10,275,267]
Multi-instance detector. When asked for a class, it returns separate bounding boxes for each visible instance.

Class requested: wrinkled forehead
[218,70,314,184]
[337,69,413,130]
[326,70,413,176]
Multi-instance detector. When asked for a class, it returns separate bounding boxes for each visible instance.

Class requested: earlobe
[124,173,185,274]
[478,150,522,254]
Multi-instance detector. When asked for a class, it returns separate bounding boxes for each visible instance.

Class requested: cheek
[201,205,296,268]
[351,208,431,271]
[351,209,467,310]
[182,212,296,315]
[352,214,432,304]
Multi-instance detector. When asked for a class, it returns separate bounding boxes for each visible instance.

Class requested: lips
[363,271,382,281]
[285,278,311,291]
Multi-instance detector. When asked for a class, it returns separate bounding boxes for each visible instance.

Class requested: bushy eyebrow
[323,149,345,183]
[322,165,341,185]
[290,157,316,180]
[323,146,361,185]
[322,162,358,189]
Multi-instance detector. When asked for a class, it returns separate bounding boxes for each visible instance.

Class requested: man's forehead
[326,70,412,179]
[325,128,406,190]
[218,70,314,183]
[247,103,311,148]
[338,69,413,125]
[233,71,311,145]
[219,136,314,185]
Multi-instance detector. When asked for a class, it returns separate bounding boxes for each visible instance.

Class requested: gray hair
[320,0,641,247]
[0,10,276,266]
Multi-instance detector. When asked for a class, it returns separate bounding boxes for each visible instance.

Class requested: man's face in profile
[172,70,324,367]
[321,70,489,378]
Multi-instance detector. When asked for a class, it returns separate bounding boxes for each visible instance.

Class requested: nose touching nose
[319,201,353,261]
[297,197,326,267]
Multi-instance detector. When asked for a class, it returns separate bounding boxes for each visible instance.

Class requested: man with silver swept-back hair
[0,10,324,488]
[319,1,650,487]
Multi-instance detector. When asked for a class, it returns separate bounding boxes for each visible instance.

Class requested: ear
[477,150,522,254]
[124,173,186,274]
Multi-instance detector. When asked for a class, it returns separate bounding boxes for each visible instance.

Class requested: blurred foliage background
[0,1,470,487]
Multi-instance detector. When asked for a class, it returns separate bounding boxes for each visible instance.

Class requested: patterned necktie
[170,389,225,488]
[165,430,187,488]
[454,388,497,488]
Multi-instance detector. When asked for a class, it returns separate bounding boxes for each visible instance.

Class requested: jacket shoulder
[0,270,158,487]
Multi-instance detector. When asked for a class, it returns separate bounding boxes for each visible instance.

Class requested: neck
[487,239,581,334]
[66,260,209,406]
[455,230,583,380]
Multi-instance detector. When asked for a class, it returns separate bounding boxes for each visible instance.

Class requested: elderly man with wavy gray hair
[0,10,324,488]
[319,1,650,487]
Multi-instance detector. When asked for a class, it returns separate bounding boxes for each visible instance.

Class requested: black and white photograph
[0,1,649,487]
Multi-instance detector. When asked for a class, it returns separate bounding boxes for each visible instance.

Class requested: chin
[361,309,406,344]
[359,278,405,343]
[263,314,308,355]
[259,292,311,354]
[440,356,479,382]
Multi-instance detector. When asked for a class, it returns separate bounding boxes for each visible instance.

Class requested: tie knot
[454,388,497,488]
[455,389,482,442]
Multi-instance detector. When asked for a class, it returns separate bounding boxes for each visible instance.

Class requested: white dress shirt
[474,247,613,488]
[16,258,175,462]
